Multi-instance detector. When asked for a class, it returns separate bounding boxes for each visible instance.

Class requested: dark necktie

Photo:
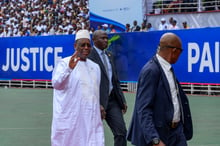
[170,67,184,123]
[101,51,109,76]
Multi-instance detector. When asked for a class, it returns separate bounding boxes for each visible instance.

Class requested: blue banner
[0,28,220,84]
[108,28,220,83]
[0,35,74,80]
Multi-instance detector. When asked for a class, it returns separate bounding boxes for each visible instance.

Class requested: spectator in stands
[0,27,4,37]
[146,22,155,31]
[109,24,117,33]
[169,19,180,30]
[97,25,102,30]
[166,0,182,13]
[127,32,193,146]
[131,20,141,32]
[140,21,147,32]
[168,17,174,29]
[51,29,104,146]
[0,0,89,37]
[102,24,110,33]
[182,21,190,29]
[89,27,95,34]
[158,18,168,30]
[125,23,131,32]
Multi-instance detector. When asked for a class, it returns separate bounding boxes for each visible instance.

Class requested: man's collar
[156,54,171,71]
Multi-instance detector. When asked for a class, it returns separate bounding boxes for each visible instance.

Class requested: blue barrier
[0,28,220,84]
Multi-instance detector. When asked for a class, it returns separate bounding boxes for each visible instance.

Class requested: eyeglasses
[164,45,183,52]
[79,43,91,48]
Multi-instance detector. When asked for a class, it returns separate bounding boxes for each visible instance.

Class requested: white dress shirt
[156,54,180,122]
[94,46,113,94]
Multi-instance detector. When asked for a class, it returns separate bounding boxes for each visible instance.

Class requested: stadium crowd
[0,0,89,37]
[0,0,218,37]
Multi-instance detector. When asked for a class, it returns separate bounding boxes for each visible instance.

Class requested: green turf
[0,88,220,146]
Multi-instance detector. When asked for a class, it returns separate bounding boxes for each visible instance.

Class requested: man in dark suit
[131,20,141,32]
[127,32,193,146]
[88,30,128,146]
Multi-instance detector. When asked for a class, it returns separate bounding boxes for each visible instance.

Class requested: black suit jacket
[127,56,193,146]
[88,47,126,110]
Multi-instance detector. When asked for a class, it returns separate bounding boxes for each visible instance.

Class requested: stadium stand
[147,0,220,15]
[0,0,89,37]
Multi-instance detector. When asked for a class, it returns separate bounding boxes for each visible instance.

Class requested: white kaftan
[51,56,104,146]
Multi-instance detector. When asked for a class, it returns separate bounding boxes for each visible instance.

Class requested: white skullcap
[75,29,90,41]
[102,24,108,27]
[161,18,166,21]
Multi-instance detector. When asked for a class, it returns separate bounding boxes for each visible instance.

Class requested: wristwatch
[152,138,160,145]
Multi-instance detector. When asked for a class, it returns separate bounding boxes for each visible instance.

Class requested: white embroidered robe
[51,56,104,146]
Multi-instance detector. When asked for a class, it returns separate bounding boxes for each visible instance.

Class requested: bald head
[159,32,182,49]
[158,32,183,64]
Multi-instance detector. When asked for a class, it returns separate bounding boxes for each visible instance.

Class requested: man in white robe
[51,29,104,146]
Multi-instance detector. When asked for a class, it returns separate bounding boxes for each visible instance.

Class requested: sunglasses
[164,45,183,52]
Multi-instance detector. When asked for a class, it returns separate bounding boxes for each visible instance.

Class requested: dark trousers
[105,97,127,146]
[167,123,187,146]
